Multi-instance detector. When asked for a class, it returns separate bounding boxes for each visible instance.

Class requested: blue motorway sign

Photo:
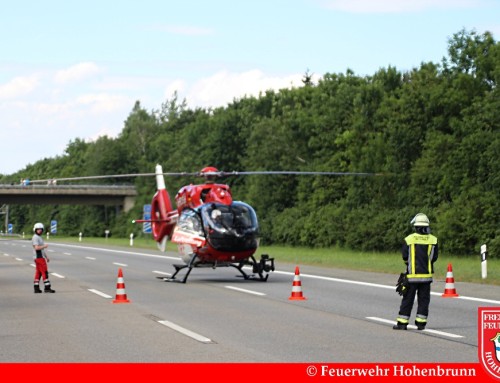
[143,204,152,233]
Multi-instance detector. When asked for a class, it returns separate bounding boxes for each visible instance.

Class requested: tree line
[1,29,498,258]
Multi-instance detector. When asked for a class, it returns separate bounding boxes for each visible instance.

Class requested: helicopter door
[171,208,206,263]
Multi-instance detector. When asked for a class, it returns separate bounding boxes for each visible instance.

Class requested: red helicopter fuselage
[140,165,273,282]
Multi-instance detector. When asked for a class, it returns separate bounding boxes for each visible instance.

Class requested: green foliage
[3,29,498,259]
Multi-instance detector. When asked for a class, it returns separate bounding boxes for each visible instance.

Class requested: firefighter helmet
[410,213,429,227]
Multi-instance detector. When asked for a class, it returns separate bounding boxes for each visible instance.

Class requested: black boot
[415,321,426,331]
[393,322,408,330]
[44,285,56,293]
[34,285,42,294]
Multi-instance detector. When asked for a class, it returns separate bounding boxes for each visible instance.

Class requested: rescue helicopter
[133,164,272,283]
[29,165,379,283]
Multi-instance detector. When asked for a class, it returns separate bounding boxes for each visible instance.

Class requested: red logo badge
[479,307,500,380]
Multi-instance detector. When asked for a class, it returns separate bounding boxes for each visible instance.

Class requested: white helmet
[410,213,429,227]
[33,222,44,232]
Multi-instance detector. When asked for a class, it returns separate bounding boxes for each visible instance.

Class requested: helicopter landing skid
[159,263,193,283]
[156,254,275,283]
[234,254,275,282]
[157,254,199,283]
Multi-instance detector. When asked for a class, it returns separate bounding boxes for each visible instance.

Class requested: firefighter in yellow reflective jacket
[393,213,438,330]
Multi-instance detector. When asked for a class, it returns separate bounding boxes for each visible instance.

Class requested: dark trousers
[398,282,431,319]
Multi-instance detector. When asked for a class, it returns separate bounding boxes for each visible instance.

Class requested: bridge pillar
[1,204,8,232]
[123,196,136,213]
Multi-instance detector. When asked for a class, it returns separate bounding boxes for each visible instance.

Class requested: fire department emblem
[479,307,500,380]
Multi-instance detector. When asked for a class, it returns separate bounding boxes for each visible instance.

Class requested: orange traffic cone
[442,263,459,297]
[289,266,307,300]
[113,268,130,303]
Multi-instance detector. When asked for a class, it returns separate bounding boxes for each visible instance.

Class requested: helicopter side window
[177,209,203,236]
[200,187,211,203]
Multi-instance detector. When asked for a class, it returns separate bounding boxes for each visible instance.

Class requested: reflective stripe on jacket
[403,233,438,283]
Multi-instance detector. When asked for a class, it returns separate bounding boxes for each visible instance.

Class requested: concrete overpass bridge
[0,184,137,212]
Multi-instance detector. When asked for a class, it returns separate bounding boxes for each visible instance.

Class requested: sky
[1,0,499,175]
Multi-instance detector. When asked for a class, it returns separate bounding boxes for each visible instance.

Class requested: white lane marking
[63,252,72,255]
[15,258,23,261]
[157,320,213,344]
[47,249,55,252]
[113,262,128,267]
[46,242,180,261]
[153,270,171,276]
[366,317,464,338]
[3,253,9,256]
[225,285,266,296]
[88,289,112,299]
[85,257,96,260]
[51,273,65,279]
[274,270,394,290]
[274,270,500,305]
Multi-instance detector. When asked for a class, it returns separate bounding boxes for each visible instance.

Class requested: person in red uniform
[32,223,55,293]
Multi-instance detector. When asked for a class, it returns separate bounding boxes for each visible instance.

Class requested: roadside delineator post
[481,244,488,279]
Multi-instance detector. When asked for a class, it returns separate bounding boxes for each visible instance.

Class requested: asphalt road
[1,238,499,363]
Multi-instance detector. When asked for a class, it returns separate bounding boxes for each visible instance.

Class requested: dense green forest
[1,29,499,257]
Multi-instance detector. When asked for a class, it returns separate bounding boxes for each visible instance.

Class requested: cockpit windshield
[200,201,259,252]
[200,201,258,235]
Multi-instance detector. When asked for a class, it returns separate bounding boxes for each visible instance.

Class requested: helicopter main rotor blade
[28,170,382,184]
[28,172,199,184]
[219,171,383,177]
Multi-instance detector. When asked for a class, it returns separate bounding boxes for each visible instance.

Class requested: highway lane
[1,238,499,362]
